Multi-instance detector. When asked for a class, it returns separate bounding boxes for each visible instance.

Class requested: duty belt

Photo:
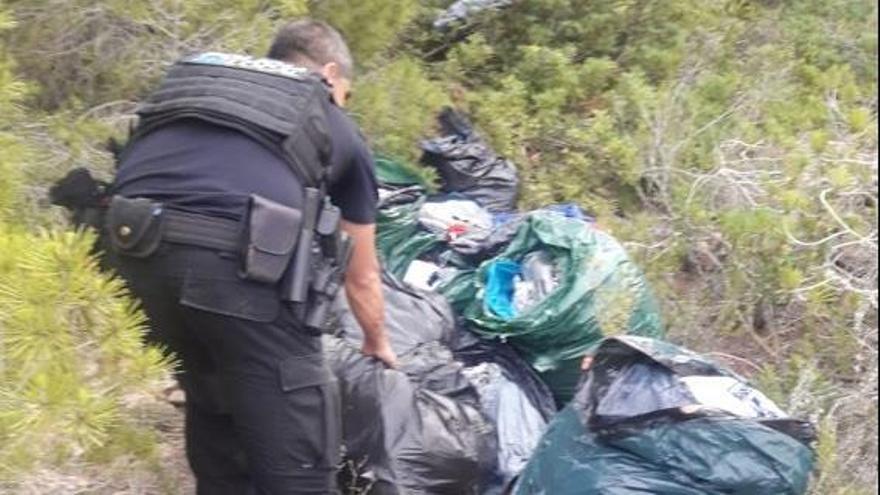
[104,193,351,334]
[105,195,243,258]
[162,209,241,252]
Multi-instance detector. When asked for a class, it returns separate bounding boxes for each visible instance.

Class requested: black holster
[49,167,111,231]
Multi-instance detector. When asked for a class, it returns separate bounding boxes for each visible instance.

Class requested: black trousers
[105,244,341,495]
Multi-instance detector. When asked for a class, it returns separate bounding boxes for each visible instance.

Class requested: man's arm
[340,220,398,368]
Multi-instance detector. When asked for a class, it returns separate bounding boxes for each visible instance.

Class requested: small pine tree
[0,8,173,484]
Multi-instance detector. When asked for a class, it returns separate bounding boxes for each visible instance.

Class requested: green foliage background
[0,0,876,493]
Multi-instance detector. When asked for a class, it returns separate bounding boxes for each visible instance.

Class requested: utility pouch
[106,196,165,258]
[241,194,302,284]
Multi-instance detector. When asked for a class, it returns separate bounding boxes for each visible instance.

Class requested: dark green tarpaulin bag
[374,157,439,277]
[376,197,440,277]
[514,336,816,495]
[462,212,664,404]
[375,156,429,188]
[376,201,479,309]
[375,157,481,303]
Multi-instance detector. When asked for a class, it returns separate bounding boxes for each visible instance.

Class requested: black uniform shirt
[112,104,378,224]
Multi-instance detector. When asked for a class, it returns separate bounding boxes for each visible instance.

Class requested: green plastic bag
[436,268,478,314]
[374,157,481,298]
[375,156,428,188]
[517,408,814,495]
[376,198,441,278]
[376,204,478,308]
[374,157,438,277]
[515,336,816,495]
[462,212,664,404]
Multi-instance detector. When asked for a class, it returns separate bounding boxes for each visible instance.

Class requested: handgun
[281,187,322,303]
[304,232,354,333]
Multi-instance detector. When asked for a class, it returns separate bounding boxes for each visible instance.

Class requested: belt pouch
[241,194,302,284]
[106,196,165,258]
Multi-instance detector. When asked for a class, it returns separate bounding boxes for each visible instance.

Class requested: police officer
[103,20,396,494]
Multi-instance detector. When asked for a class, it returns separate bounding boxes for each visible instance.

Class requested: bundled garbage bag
[514,336,816,495]
[327,339,493,494]
[374,158,485,305]
[329,271,496,494]
[451,328,557,422]
[377,193,493,281]
[453,328,557,491]
[462,211,664,405]
[336,270,456,352]
[420,108,519,213]
[426,204,597,312]
[374,152,515,299]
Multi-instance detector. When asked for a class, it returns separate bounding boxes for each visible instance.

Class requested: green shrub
[349,56,450,162]
[0,10,172,486]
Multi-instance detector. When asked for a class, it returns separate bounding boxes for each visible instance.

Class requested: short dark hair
[267,19,354,79]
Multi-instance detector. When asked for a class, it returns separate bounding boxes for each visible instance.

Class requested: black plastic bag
[327,338,494,495]
[335,270,456,352]
[329,271,495,494]
[420,108,519,213]
[452,327,556,490]
[451,327,556,421]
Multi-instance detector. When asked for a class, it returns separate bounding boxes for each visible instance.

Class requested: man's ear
[321,62,341,82]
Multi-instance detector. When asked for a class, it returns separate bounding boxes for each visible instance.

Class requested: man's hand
[362,337,398,369]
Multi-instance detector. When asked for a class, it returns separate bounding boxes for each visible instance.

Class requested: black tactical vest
[133,52,334,188]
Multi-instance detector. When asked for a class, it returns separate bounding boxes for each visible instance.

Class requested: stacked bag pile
[328,108,816,494]
[328,270,556,494]
[375,108,664,405]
